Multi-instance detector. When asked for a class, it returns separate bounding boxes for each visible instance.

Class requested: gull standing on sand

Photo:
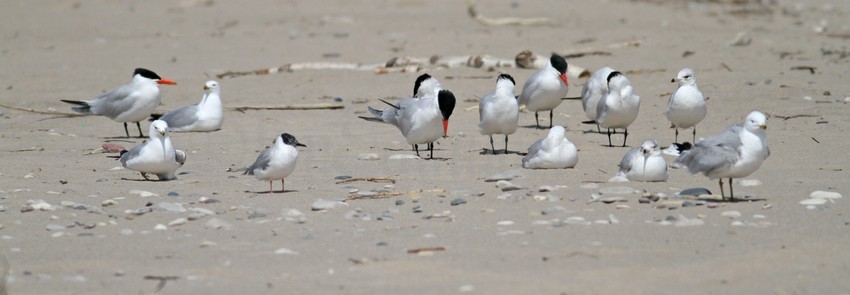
[518,54,569,128]
[152,80,223,132]
[245,133,306,194]
[674,111,769,201]
[478,74,519,154]
[597,71,640,147]
[617,139,668,182]
[361,89,456,159]
[666,68,707,143]
[522,126,578,169]
[61,68,176,138]
[581,66,615,132]
[119,120,186,181]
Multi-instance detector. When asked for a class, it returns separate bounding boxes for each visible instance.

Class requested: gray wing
[675,125,742,174]
[119,142,146,166]
[175,150,187,166]
[618,147,641,174]
[159,104,200,129]
[89,84,137,117]
[244,148,272,175]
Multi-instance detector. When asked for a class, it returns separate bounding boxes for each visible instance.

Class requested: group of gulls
[60,56,770,200]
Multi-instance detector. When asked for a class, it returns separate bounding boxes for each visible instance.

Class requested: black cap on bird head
[413,73,433,96]
[279,133,307,147]
[497,74,515,86]
[437,90,456,137]
[607,71,623,84]
[134,68,162,80]
[549,54,568,75]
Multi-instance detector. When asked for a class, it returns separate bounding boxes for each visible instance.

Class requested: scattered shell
[311,199,348,211]
[599,186,638,195]
[388,154,420,160]
[154,224,168,231]
[274,248,299,255]
[607,176,629,183]
[101,199,117,207]
[496,180,523,191]
[129,190,159,197]
[799,198,827,205]
[721,211,742,218]
[168,218,188,226]
[810,191,842,200]
[357,153,381,161]
[496,220,514,226]
[485,170,523,182]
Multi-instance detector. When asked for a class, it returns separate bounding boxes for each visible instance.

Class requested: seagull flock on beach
[60,55,769,200]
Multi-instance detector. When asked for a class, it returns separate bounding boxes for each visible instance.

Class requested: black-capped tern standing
[152,80,223,132]
[245,133,306,194]
[118,120,185,181]
[674,111,769,201]
[478,74,519,154]
[666,68,707,143]
[518,54,569,128]
[596,71,640,147]
[61,68,176,138]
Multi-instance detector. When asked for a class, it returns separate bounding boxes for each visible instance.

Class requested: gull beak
[158,130,166,136]
[204,85,210,90]
[442,119,449,138]
[759,124,767,130]
[559,73,569,86]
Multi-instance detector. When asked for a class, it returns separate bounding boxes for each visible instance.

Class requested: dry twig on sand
[225,104,344,112]
[466,0,553,26]
[0,103,84,117]
[335,177,396,184]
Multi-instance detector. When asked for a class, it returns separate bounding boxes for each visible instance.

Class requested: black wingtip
[148,113,163,121]
[60,99,88,106]
[379,99,400,110]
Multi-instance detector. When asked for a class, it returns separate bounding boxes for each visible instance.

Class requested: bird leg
[606,128,613,147]
[140,172,150,180]
[489,135,495,154]
[674,128,679,144]
[549,110,554,128]
[534,112,540,128]
[728,178,735,202]
[504,135,509,154]
[692,128,697,143]
[414,144,420,157]
[622,128,629,147]
[596,124,601,133]
[281,179,285,193]
[268,181,273,194]
[718,178,726,201]
[428,142,434,159]
[136,122,144,138]
[124,122,131,138]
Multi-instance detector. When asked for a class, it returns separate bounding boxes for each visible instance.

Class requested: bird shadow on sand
[479,149,522,156]
[519,124,551,130]
[120,177,171,182]
[102,137,143,143]
[696,196,767,203]
[252,189,298,195]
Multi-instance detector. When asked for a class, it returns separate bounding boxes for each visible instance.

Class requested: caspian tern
[581,66,615,132]
[521,125,578,169]
[478,74,519,154]
[118,120,185,181]
[518,54,569,128]
[362,83,456,159]
[596,71,640,147]
[617,139,668,182]
[152,80,223,132]
[245,133,306,194]
[666,68,707,143]
[61,68,176,138]
[674,111,769,201]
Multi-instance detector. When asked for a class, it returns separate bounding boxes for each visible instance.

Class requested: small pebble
[167,192,179,197]
[450,198,467,206]
[737,179,762,187]
[799,198,827,205]
[311,199,348,211]
[388,154,420,160]
[46,224,66,231]
[101,199,117,207]
[200,241,218,248]
[638,197,651,204]
[496,220,514,226]
[158,202,186,213]
[496,180,523,191]
[721,211,742,218]
[395,200,405,206]
[154,224,167,230]
[168,218,188,226]
[810,190,842,200]
[274,248,299,255]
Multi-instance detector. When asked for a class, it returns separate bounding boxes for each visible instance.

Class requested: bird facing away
[478,74,519,154]
[61,68,176,138]
[581,66,615,132]
[617,139,668,182]
[245,133,306,194]
[119,120,185,181]
[362,89,456,159]
[518,54,569,128]
[596,71,640,147]
[154,80,223,132]
[522,125,578,169]
[674,111,770,201]
[666,68,707,143]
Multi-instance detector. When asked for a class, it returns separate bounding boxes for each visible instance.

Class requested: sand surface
[1,0,850,293]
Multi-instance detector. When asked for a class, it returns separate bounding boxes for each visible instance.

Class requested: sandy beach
[1,0,849,293]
